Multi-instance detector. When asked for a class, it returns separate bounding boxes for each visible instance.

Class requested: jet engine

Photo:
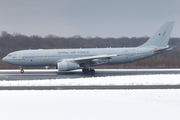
[57,61,79,71]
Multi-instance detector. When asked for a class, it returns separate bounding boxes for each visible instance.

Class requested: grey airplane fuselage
[4,47,154,67]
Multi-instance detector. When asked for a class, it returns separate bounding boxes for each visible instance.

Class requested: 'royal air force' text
[58,51,89,55]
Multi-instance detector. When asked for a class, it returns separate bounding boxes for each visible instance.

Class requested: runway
[0,85,180,90]
[0,69,180,90]
[0,69,180,80]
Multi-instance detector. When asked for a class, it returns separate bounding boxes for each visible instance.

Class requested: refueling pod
[57,61,79,71]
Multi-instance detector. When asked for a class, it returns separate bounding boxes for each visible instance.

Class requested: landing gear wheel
[82,68,89,74]
[90,69,95,74]
[19,66,24,73]
[21,70,24,73]
[82,68,95,74]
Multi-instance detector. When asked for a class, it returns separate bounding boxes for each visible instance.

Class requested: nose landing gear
[19,66,24,73]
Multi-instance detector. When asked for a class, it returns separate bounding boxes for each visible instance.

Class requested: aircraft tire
[82,68,89,74]
[21,70,24,73]
[90,69,95,74]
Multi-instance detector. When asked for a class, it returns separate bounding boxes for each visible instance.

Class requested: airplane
[2,21,175,73]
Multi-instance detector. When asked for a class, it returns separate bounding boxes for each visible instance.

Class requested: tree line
[0,31,180,69]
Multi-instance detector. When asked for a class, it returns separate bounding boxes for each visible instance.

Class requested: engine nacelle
[57,61,79,71]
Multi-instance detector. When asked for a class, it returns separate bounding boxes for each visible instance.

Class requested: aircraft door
[17,53,22,59]
[43,52,48,59]
[136,49,140,56]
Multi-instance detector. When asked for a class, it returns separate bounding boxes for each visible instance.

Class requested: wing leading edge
[62,54,119,64]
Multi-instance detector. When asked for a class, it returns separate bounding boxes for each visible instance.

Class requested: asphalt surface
[0,69,180,80]
[0,69,180,90]
[0,85,180,90]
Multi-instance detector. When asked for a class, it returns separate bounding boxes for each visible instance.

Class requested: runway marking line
[0,76,8,80]
[0,74,57,76]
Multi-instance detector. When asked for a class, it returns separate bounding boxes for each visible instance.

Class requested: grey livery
[2,21,175,73]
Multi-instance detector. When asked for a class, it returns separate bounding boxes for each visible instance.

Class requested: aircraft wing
[62,54,119,63]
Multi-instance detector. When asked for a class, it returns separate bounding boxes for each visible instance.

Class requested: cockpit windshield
[8,54,12,57]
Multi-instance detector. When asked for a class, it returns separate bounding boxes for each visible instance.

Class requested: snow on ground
[0,90,180,120]
[0,72,180,120]
[0,74,180,86]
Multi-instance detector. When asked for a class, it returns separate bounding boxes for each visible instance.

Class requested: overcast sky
[0,0,179,38]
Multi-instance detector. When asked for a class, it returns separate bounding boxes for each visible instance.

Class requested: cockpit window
[8,55,12,57]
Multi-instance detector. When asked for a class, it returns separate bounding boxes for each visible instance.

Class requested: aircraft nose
[2,57,7,62]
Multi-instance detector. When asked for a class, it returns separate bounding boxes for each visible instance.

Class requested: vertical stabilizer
[140,21,175,47]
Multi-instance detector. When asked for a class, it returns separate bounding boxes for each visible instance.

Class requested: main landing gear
[19,66,24,73]
[82,68,95,74]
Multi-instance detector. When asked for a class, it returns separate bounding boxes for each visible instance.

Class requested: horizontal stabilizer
[153,46,176,54]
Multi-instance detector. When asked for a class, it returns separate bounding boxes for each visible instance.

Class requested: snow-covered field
[0,70,180,120]
[0,90,180,120]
